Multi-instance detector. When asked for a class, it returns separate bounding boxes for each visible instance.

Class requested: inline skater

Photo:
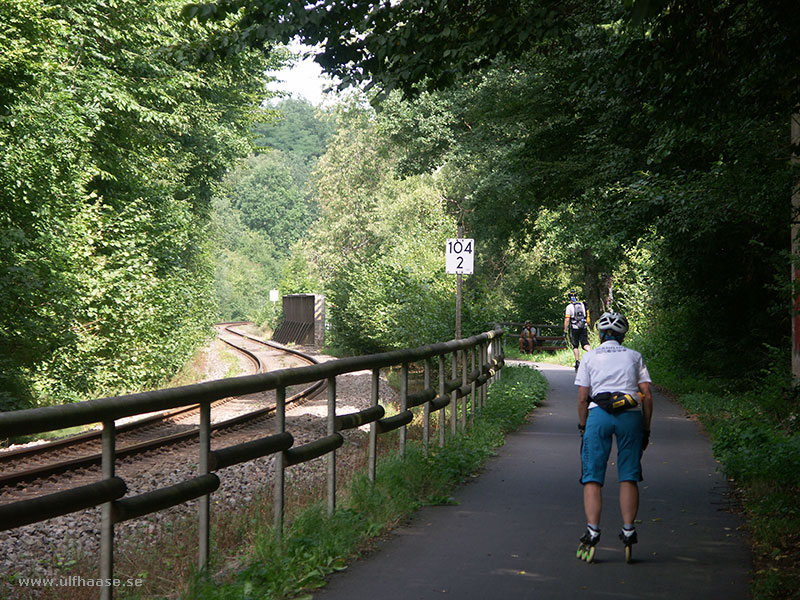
[574,311,653,563]
[564,290,591,370]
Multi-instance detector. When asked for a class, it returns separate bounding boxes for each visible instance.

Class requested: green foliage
[478,366,549,429]
[640,325,799,600]
[327,178,457,351]
[219,152,313,252]
[251,98,334,220]
[185,365,546,600]
[0,0,275,409]
[298,100,460,353]
[186,0,799,385]
[674,349,799,487]
[370,1,795,380]
[252,98,335,174]
[279,243,322,296]
[183,0,580,99]
[212,98,335,327]
[153,3,800,595]
[670,364,800,600]
[211,195,282,325]
[375,45,650,323]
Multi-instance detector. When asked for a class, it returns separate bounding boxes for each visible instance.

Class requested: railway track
[0,323,325,492]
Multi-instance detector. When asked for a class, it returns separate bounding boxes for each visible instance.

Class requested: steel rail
[0,330,503,440]
[0,328,264,467]
[0,325,324,487]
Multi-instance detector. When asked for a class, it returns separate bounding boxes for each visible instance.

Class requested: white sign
[269,289,280,302]
[446,238,474,274]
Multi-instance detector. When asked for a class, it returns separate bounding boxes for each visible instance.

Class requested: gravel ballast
[0,337,399,597]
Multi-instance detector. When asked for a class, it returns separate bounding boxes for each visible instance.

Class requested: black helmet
[597,312,629,335]
[568,289,578,302]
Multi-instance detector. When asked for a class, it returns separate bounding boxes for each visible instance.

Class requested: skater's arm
[638,382,653,431]
[577,386,590,428]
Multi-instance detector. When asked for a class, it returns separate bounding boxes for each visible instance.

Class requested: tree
[252,98,335,198]
[297,100,458,352]
[253,98,334,164]
[212,195,282,323]
[1,0,276,409]
[365,1,796,376]
[185,0,800,378]
[182,0,585,97]
[220,152,314,251]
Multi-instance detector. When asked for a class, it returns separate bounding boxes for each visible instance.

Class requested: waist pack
[592,392,641,413]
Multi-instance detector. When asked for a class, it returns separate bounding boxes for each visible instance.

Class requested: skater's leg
[619,483,639,563]
[584,482,602,525]
[581,413,612,524]
[619,481,639,524]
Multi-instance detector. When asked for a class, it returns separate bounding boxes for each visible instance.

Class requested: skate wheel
[576,546,584,560]
[625,545,632,563]
[585,546,595,563]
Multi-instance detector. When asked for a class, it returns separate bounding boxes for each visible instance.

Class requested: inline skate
[576,526,600,563]
[619,527,637,563]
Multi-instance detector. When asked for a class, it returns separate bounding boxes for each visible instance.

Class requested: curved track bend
[0,323,324,492]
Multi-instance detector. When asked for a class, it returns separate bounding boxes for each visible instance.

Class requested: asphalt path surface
[314,360,752,600]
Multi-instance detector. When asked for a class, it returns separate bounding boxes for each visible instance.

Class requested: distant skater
[564,290,590,371]
[574,312,653,563]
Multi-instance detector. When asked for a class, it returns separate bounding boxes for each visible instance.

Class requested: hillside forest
[3,0,797,412]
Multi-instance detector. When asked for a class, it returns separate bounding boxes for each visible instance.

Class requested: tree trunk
[582,248,611,330]
[792,112,800,378]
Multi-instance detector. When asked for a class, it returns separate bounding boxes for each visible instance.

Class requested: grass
[636,334,800,600]
[676,389,800,599]
[5,365,545,600]
[178,365,547,600]
[503,339,593,368]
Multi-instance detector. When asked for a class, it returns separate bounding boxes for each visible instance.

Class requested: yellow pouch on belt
[593,392,641,413]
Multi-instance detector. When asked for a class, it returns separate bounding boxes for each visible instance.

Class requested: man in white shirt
[564,290,591,371]
[574,312,653,563]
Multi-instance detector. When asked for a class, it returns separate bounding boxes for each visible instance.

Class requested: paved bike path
[315,362,751,600]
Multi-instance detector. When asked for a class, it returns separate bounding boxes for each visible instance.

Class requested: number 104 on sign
[446,238,474,274]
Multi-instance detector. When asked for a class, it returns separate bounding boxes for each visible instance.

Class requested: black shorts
[569,327,589,349]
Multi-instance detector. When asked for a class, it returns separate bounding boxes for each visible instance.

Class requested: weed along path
[315,362,751,600]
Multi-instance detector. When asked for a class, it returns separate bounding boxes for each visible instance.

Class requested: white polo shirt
[574,341,651,409]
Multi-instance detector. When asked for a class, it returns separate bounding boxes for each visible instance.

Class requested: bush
[672,383,800,600]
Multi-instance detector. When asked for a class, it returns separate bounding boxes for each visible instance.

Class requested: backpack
[571,302,587,328]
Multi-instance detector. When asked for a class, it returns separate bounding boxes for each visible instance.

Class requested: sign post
[446,236,474,340]
[793,113,800,379]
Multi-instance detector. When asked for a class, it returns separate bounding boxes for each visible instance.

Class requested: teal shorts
[581,408,644,485]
